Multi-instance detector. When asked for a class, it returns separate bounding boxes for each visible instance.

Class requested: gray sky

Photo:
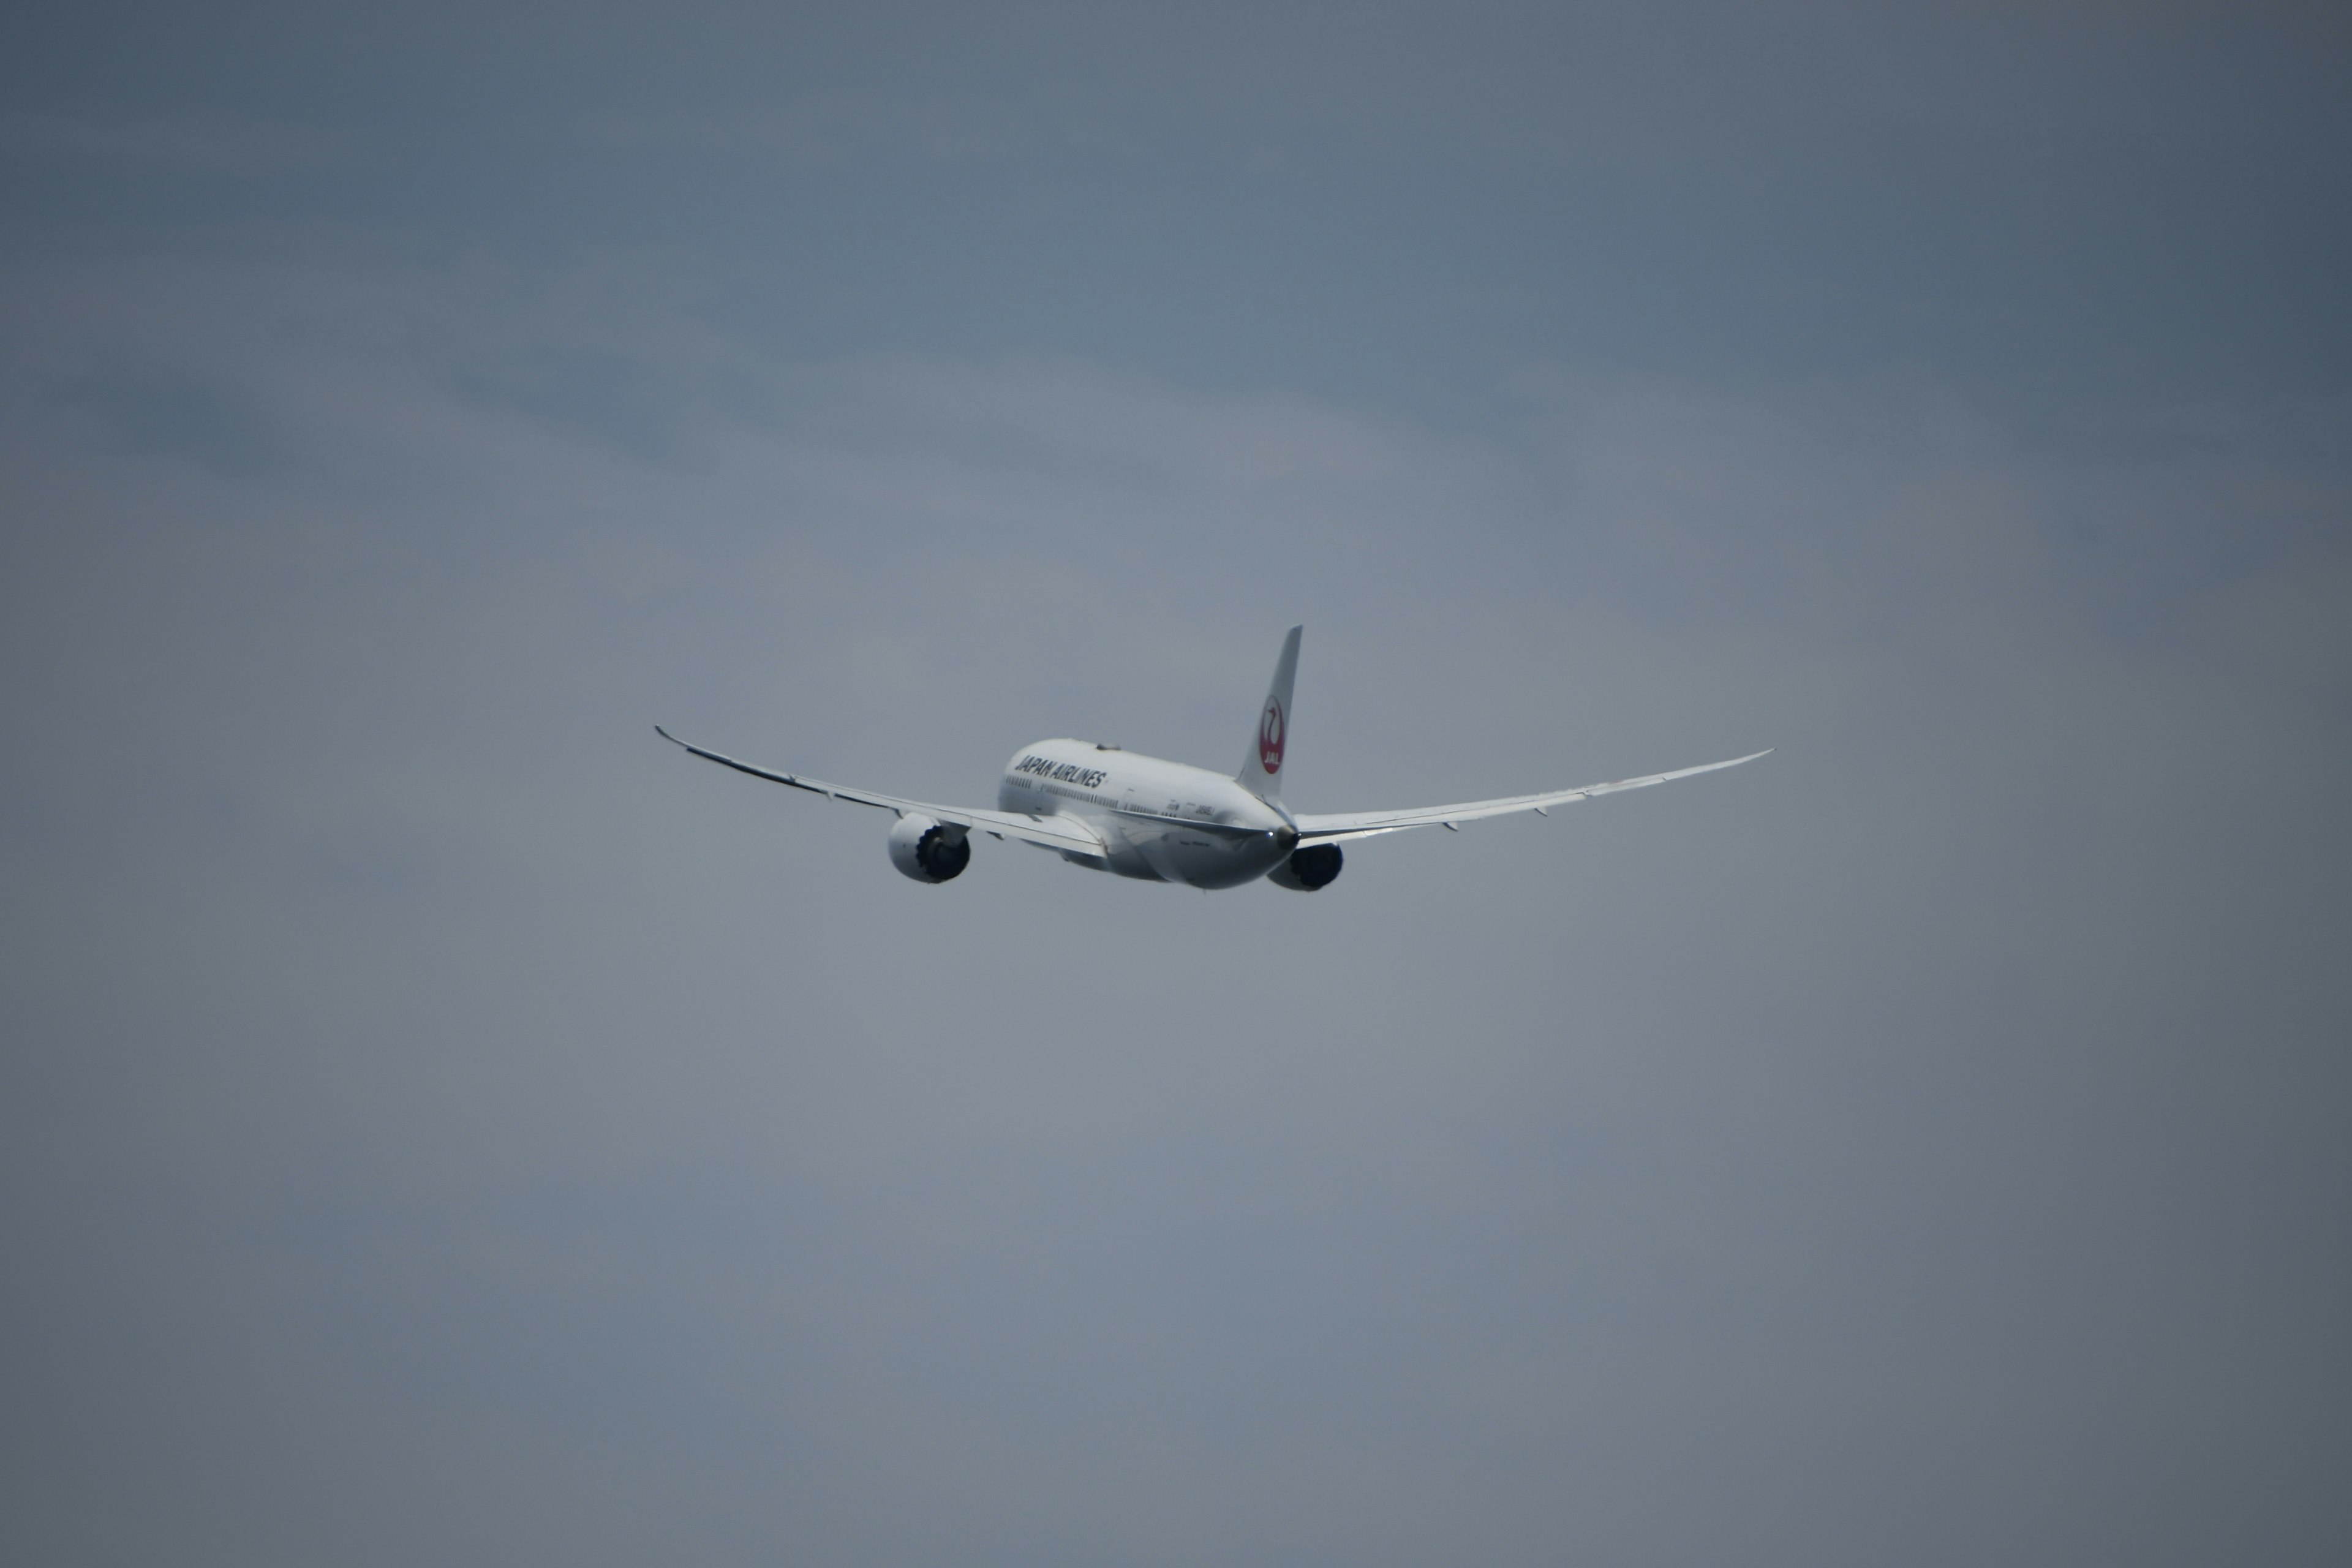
[4,4,2348,1564]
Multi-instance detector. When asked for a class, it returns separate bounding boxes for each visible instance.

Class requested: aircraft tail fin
[1238,625,1302,803]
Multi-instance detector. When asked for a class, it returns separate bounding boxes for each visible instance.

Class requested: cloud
[1,112,347,173]
[2,30,2348,1559]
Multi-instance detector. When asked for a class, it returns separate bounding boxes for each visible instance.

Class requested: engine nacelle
[1265,842,1342,891]
[887,814,971,883]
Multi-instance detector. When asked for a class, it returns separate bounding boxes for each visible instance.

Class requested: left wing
[1292,750,1770,843]
[655,726,1107,858]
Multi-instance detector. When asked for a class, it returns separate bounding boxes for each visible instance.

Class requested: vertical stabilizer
[1238,625,1303,803]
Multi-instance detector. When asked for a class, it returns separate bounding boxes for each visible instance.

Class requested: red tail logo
[1258,697,1286,774]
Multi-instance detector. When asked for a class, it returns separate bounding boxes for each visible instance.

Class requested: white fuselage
[996,739,1292,888]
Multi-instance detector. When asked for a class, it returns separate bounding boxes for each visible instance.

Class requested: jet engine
[1265,842,1342,891]
[887,814,971,883]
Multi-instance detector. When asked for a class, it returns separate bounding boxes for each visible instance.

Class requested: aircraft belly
[1107,815,1181,882]
[1163,829,1285,890]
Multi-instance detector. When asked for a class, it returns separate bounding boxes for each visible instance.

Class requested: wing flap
[1292,750,1771,842]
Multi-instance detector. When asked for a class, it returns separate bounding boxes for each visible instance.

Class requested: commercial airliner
[657,627,1767,891]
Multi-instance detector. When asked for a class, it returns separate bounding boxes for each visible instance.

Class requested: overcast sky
[4,5,2349,1565]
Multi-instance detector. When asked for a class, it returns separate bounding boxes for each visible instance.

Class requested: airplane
[656,626,1768,891]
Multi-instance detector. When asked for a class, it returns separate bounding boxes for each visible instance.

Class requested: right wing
[655,726,1107,858]
[1292,750,1770,843]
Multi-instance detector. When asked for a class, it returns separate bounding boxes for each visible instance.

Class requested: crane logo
[1258,697,1286,774]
